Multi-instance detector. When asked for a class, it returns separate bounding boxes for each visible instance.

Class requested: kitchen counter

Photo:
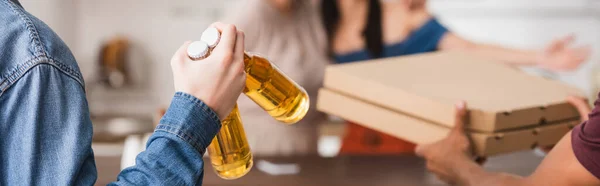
[96,151,544,185]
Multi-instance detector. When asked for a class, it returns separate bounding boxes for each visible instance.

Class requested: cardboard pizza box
[323,51,582,132]
[317,89,580,156]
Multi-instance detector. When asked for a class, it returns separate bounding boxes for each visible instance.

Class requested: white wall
[430,0,600,99]
[20,0,600,116]
[20,0,78,49]
[21,0,238,116]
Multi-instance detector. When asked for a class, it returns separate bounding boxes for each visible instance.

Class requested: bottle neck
[243,53,252,62]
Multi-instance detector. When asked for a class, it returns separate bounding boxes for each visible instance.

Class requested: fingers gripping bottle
[187,27,309,180]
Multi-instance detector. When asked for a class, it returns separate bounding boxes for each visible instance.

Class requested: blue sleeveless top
[334,18,448,63]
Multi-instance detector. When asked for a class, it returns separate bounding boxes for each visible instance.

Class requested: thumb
[415,144,429,157]
[545,40,561,54]
[545,35,573,54]
[562,34,576,44]
[451,101,468,135]
[567,96,591,121]
[171,41,193,67]
[559,34,575,46]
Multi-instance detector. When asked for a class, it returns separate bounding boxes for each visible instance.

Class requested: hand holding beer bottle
[186,23,309,179]
[172,23,246,120]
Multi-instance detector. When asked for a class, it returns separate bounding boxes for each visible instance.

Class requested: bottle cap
[201,27,221,48]
[187,41,209,60]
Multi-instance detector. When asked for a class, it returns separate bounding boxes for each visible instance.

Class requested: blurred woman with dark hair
[321,0,591,154]
[228,0,330,156]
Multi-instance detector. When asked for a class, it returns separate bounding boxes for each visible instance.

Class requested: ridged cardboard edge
[324,63,579,132]
[317,88,579,156]
[493,102,579,131]
[470,120,577,156]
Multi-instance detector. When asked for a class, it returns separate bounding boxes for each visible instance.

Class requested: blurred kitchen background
[19,0,600,185]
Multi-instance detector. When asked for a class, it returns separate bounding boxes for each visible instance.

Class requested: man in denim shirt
[0,0,246,185]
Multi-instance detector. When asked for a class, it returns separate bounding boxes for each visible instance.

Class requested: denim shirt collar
[10,0,21,7]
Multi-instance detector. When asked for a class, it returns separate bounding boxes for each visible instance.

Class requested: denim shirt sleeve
[1,1,221,185]
[109,92,221,186]
[2,66,220,185]
[0,0,97,185]
[0,64,98,185]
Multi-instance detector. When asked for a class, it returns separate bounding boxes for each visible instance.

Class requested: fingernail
[187,41,210,60]
[456,102,465,109]
[201,27,221,48]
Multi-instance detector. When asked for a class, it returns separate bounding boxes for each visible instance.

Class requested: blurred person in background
[321,0,592,154]
[228,0,330,156]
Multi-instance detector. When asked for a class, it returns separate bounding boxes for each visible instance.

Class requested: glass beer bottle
[242,53,310,124]
[205,105,253,179]
[188,40,253,180]
[187,27,309,179]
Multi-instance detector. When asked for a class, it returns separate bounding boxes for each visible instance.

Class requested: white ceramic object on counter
[120,133,151,170]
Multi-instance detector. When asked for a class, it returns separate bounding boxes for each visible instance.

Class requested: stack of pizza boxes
[317,51,583,156]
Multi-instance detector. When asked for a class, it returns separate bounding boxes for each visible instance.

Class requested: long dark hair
[321,0,383,58]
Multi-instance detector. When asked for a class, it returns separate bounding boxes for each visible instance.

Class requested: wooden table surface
[202,155,438,186]
[96,151,544,186]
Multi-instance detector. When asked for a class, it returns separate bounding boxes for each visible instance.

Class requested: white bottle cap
[187,41,209,60]
[201,27,221,48]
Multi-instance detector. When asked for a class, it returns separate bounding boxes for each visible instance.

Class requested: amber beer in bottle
[187,27,309,179]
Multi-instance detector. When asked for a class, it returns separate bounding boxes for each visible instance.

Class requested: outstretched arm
[416,97,600,186]
[449,131,598,186]
[438,32,590,72]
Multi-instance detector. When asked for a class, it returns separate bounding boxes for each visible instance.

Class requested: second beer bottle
[187,27,309,179]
